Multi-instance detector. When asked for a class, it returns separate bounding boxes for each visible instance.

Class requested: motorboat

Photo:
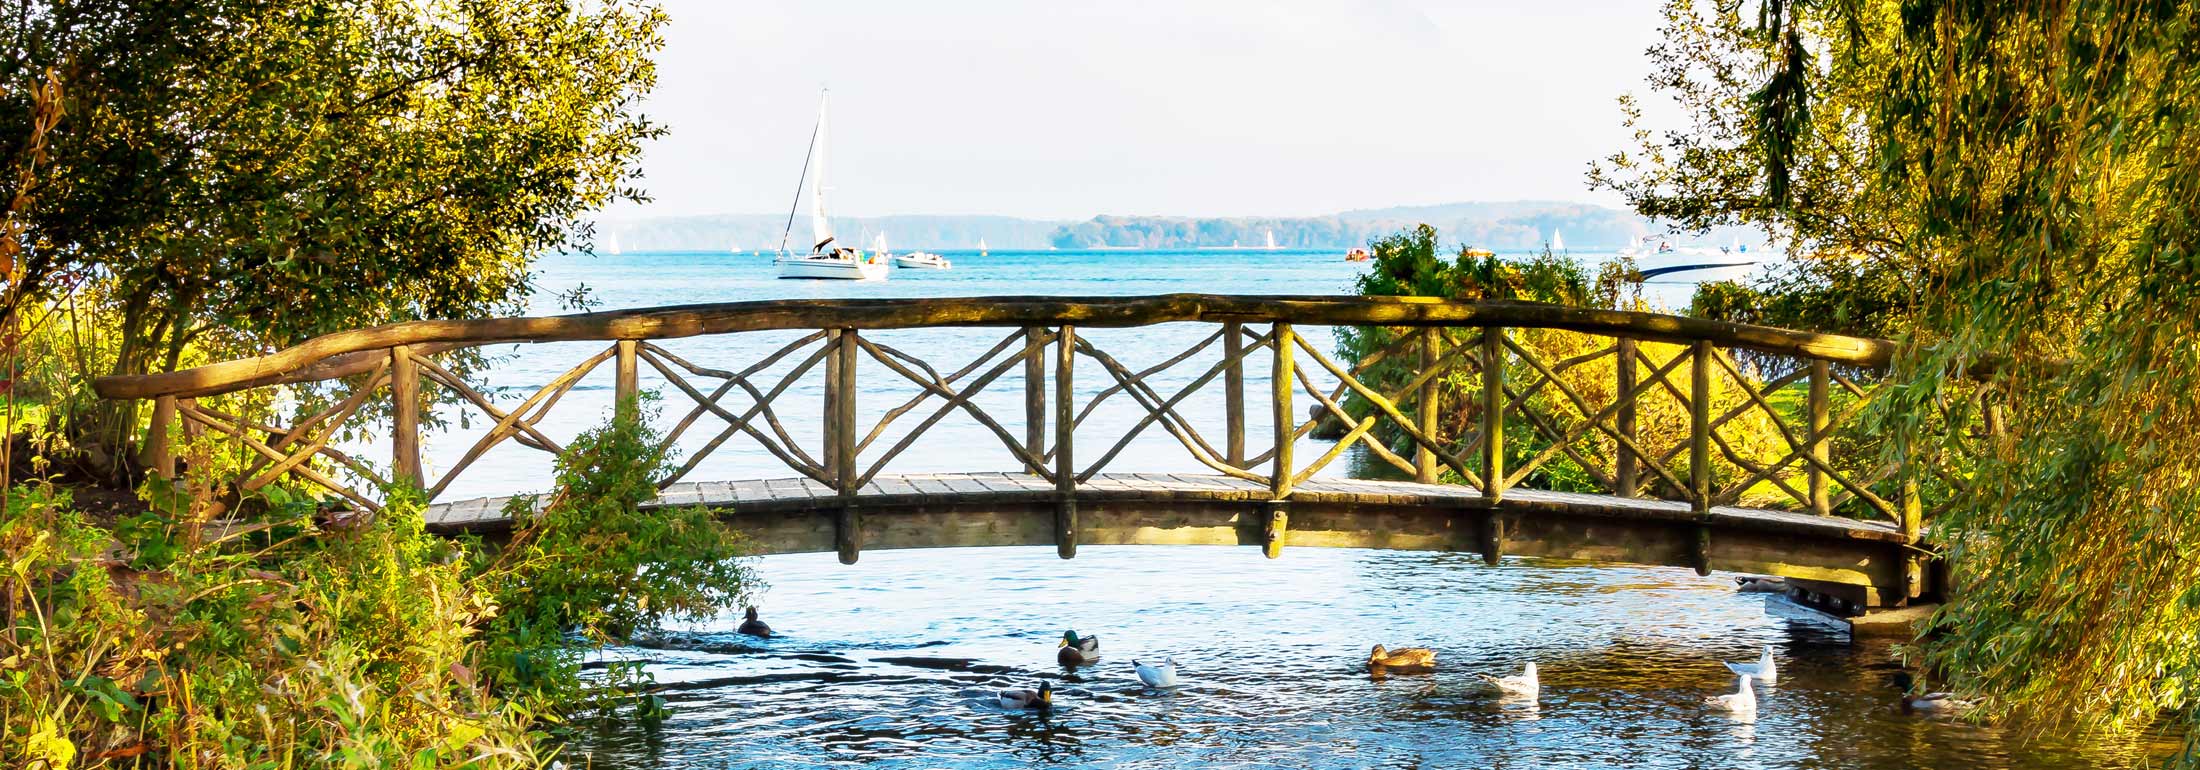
[894,251,952,270]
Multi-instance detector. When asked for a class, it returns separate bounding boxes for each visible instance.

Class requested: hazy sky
[611,0,1674,220]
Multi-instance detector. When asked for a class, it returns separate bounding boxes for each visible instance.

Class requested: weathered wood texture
[423,471,1914,605]
[95,295,1897,399]
[109,294,1960,605]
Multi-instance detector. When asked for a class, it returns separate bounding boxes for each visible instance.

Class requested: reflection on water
[567,546,2169,769]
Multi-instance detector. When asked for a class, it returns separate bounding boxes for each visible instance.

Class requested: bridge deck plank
[423,471,1900,544]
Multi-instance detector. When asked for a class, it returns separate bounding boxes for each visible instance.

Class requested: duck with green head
[1058,630,1101,667]
[998,680,1053,710]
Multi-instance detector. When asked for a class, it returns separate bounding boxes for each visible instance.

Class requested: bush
[0,400,750,767]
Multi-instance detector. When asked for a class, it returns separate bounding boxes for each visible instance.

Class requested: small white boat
[894,251,952,269]
[775,90,887,281]
[1265,230,1279,250]
[977,238,989,257]
[1551,229,1565,252]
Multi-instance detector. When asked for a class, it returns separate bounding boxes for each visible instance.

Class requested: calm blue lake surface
[409,249,2157,769]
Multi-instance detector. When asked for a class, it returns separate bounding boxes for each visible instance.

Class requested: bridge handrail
[93,295,1896,400]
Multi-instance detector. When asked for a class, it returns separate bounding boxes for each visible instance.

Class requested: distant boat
[1265,230,1279,250]
[604,230,622,256]
[1345,247,1371,262]
[887,232,951,269]
[729,240,740,254]
[978,238,988,257]
[775,90,888,281]
[1551,230,1566,252]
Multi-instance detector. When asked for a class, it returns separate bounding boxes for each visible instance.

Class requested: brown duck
[1368,644,1436,670]
[737,607,773,638]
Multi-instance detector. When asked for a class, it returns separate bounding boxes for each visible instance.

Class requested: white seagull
[1133,658,1179,688]
[1708,673,1758,713]
[1724,645,1778,684]
[1478,661,1539,699]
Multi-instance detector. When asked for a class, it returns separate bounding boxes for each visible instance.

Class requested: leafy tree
[1610,0,2200,756]
[1,0,665,459]
[1588,0,1920,338]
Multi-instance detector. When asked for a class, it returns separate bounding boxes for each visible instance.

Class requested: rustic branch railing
[99,294,1942,577]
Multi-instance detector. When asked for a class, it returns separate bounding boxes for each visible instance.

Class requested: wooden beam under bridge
[426,472,1924,609]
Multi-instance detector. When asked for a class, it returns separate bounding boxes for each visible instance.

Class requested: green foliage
[0,405,751,766]
[1336,226,1813,504]
[1609,0,2200,753]
[474,398,754,698]
[1590,0,1922,339]
[2,0,666,459]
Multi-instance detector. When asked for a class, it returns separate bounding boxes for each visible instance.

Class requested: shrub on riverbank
[1336,226,1875,510]
[0,404,751,767]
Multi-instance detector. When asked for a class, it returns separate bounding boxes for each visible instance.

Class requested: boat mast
[777,90,828,257]
[808,92,835,253]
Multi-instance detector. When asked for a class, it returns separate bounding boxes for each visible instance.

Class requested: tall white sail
[1551,230,1565,252]
[1266,230,1278,250]
[809,92,834,251]
[875,232,888,254]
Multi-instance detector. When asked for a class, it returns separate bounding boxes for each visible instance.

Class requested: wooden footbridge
[96,295,1974,609]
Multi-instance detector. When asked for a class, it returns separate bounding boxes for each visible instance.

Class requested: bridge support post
[1900,470,1925,601]
[829,329,861,565]
[1614,338,1638,497]
[1478,511,1504,566]
[391,344,424,488]
[1479,328,1505,501]
[1055,325,1077,559]
[1270,323,1295,501]
[1263,503,1288,559]
[1689,341,1715,576]
[1225,321,1246,469]
[1416,327,1440,484]
[1025,326,1047,475]
[1808,359,1831,516]
[140,395,176,480]
[614,340,639,421]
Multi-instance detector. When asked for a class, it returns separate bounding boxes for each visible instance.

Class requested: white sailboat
[977,238,989,257]
[1265,230,1279,250]
[1551,230,1566,252]
[604,229,622,256]
[776,91,888,280]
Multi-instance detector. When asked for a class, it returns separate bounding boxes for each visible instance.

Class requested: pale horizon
[609,0,1675,221]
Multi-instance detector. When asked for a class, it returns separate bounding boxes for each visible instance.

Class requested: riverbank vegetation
[0,0,772,766]
[1336,224,1894,514]
[1590,0,2200,761]
[3,406,751,766]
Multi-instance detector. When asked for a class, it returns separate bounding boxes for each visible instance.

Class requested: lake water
[430,249,2163,769]
[564,547,2169,770]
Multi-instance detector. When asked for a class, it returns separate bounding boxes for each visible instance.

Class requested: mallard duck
[1368,644,1437,669]
[1707,673,1757,713]
[1735,576,1787,594]
[1894,672,1976,714]
[737,607,773,638]
[1477,661,1539,699]
[1133,658,1179,688]
[1723,645,1777,684]
[998,680,1053,710]
[1058,630,1101,666]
